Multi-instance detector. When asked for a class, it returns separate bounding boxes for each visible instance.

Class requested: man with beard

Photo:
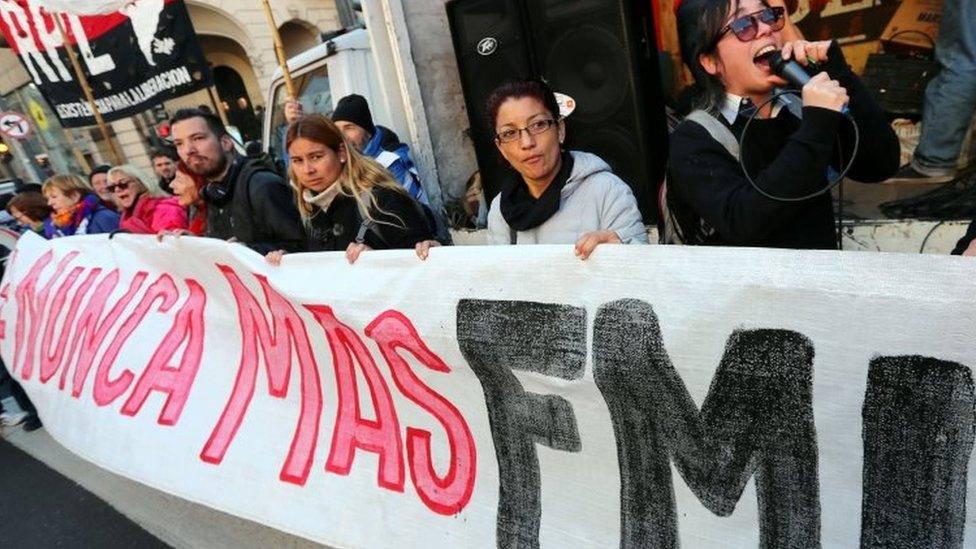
[169,108,304,253]
[151,148,178,194]
[331,94,428,205]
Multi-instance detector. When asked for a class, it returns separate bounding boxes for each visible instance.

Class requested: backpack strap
[355,217,373,245]
[354,189,436,248]
[683,110,740,159]
[659,110,739,245]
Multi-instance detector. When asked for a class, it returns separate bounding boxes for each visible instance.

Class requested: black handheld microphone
[767,51,848,114]
[767,51,810,87]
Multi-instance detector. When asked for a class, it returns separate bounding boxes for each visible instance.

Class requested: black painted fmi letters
[861,355,976,549]
[456,297,975,549]
[457,299,585,549]
[592,299,820,549]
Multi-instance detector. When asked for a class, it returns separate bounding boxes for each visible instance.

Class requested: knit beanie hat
[332,94,376,135]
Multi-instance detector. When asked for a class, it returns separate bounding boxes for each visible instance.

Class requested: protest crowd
[2,0,975,432]
[0,3,974,544]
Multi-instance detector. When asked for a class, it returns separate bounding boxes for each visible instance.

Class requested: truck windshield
[268,64,332,158]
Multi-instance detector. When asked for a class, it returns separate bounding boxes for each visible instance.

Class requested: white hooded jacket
[487,151,648,245]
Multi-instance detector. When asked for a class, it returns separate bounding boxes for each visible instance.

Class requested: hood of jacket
[560,150,613,200]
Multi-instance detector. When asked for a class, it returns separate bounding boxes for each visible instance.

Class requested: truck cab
[261,28,389,159]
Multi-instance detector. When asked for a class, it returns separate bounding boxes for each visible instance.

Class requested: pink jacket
[120,195,188,234]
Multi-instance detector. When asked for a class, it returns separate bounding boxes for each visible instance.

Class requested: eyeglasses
[495,119,558,143]
[106,179,136,194]
[715,6,785,45]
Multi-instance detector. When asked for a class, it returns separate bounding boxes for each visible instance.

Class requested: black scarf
[499,151,574,231]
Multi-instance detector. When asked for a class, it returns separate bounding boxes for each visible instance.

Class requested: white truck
[261,28,391,161]
[259,26,448,235]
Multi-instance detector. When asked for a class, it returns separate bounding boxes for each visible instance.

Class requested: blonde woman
[267,114,435,264]
[42,174,120,238]
[107,164,187,234]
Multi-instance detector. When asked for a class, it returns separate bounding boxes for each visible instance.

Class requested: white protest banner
[1,231,974,548]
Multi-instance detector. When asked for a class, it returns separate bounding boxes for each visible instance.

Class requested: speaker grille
[447,0,668,221]
[545,25,629,123]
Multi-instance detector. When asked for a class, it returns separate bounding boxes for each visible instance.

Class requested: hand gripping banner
[0,0,211,127]
[1,231,975,548]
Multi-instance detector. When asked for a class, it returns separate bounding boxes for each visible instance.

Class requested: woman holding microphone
[666,0,899,249]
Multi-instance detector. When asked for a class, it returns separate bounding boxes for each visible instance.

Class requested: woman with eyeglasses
[266,113,436,265]
[464,78,647,259]
[107,165,187,234]
[666,0,898,249]
[41,174,120,238]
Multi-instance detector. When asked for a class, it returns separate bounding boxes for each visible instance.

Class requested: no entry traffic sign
[0,112,32,140]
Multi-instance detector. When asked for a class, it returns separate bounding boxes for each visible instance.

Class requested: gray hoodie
[487,151,649,245]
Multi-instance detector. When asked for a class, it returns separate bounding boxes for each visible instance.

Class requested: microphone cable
[738,89,860,203]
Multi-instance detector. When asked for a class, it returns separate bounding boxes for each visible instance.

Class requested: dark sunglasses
[715,6,785,45]
[106,179,135,194]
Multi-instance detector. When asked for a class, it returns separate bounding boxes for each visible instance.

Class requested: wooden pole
[207,85,231,127]
[54,14,122,165]
[260,0,297,99]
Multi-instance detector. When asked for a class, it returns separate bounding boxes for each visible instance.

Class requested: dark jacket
[205,157,305,254]
[86,204,121,235]
[667,41,900,249]
[158,176,175,195]
[305,186,434,252]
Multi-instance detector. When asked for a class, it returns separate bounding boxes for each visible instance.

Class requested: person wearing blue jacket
[41,174,120,238]
[331,94,428,205]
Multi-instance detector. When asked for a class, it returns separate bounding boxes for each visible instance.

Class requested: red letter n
[14,251,78,379]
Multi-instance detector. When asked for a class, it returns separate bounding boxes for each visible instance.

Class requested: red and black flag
[0,0,212,128]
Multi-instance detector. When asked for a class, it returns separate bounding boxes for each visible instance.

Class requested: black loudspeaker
[446,0,668,222]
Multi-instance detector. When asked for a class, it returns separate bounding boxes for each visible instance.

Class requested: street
[0,436,169,548]
[0,427,326,549]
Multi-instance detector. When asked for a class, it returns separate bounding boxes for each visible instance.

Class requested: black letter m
[593,299,820,549]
